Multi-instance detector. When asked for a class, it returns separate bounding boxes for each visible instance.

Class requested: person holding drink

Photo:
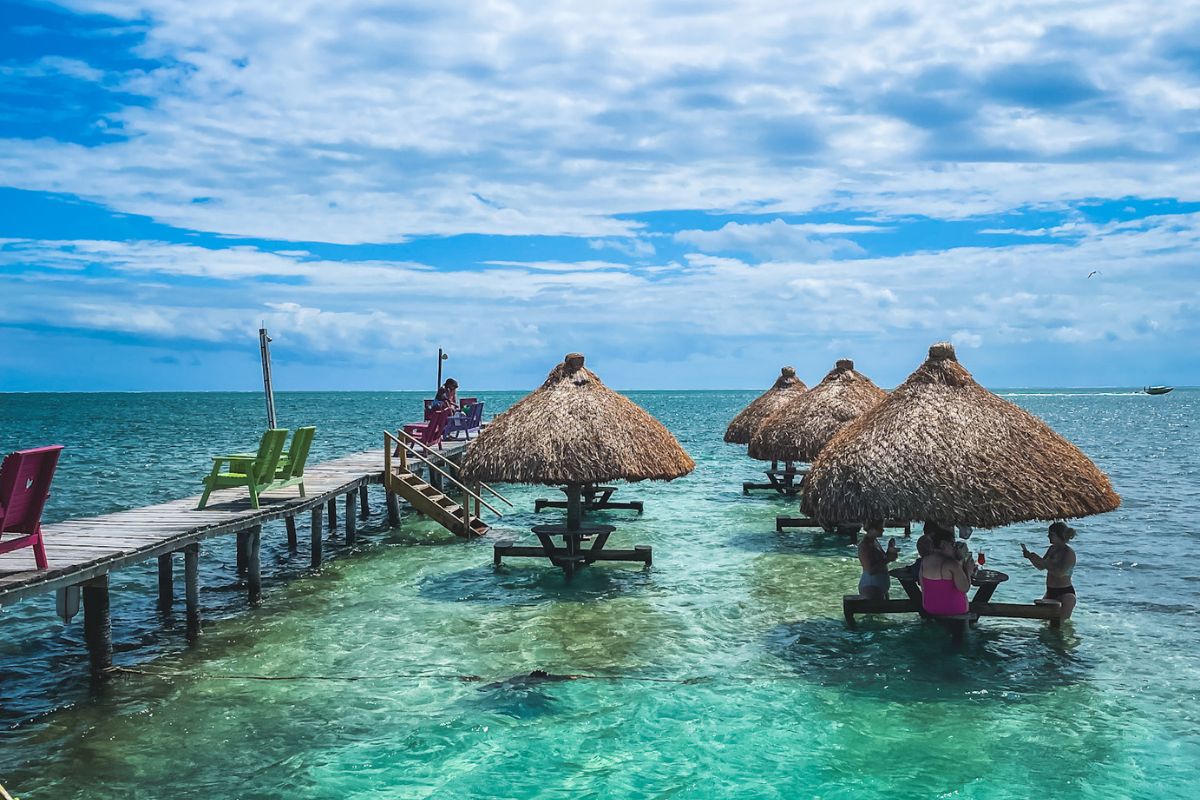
[1022,521,1078,619]
[857,520,898,600]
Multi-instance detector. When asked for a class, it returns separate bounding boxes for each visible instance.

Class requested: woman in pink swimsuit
[919,533,971,616]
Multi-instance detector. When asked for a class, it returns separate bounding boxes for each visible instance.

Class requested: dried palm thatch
[747,359,886,463]
[724,367,807,446]
[459,353,695,486]
[801,343,1120,528]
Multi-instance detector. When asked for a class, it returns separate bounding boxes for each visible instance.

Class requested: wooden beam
[184,543,201,641]
[327,497,337,531]
[236,529,249,575]
[359,484,370,519]
[385,490,400,527]
[344,491,357,544]
[156,552,173,612]
[285,515,298,549]
[246,525,262,606]
[82,575,112,677]
[310,506,323,569]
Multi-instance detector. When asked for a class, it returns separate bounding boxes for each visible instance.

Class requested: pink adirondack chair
[0,445,64,570]
[402,407,452,452]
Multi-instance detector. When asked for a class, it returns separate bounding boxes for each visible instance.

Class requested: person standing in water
[857,521,898,600]
[1022,521,1078,619]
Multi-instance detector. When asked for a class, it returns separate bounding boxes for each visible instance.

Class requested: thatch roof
[724,367,807,446]
[459,353,695,485]
[747,359,886,463]
[801,343,1120,528]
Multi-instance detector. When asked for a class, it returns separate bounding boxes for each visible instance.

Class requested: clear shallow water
[1,389,1198,798]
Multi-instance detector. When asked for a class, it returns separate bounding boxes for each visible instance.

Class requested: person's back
[920,540,970,616]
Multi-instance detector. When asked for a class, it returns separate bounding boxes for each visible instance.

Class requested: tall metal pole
[437,348,448,391]
[259,326,277,429]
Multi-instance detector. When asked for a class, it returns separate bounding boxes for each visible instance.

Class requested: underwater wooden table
[492,523,652,579]
[889,565,1010,606]
[533,484,644,514]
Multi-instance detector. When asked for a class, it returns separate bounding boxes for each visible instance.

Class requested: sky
[1,0,1198,392]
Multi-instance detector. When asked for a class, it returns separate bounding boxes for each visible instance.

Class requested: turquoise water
[1,389,1198,798]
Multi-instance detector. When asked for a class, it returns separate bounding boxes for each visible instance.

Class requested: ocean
[1,389,1197,799]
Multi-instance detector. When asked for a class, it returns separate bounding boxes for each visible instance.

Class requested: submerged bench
[842,594,1065,632]
[493,524,652,580]
[775,517,912,539]
[743,468,808,496]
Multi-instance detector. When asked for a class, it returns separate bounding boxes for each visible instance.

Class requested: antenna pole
[259,326,277,429]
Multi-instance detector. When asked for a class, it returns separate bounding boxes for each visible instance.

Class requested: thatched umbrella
[747,359,886,464]
[724,367,807,448]
[459,353,695,530]
[801,343,1120,528]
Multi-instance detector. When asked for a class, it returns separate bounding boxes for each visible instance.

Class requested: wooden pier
[0,441,469,676]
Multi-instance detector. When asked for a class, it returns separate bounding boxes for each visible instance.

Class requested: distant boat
[1144,386,1174,395]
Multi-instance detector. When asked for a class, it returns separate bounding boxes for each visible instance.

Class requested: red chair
[0,445,64,570]
[402,407,453,452]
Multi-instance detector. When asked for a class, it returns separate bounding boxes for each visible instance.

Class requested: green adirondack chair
[262,426,316,497]
[197,428,288,510]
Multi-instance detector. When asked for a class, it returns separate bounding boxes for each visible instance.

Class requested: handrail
[384,431,503,518]
[395,430,514,508]
[388,431,511,506]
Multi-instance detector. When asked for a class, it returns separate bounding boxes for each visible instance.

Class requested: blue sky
[1,0,1198,391]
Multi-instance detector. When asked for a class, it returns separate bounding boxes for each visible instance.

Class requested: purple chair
[0,445,64,570]
[445,401,484,440]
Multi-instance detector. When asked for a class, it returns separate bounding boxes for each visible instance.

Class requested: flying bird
[1087,270,1099,278]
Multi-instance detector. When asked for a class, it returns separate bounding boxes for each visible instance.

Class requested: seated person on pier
[432,378,459,413]
[857,521,898,600]
[919,530,971,616]
[1021,521,1078,619]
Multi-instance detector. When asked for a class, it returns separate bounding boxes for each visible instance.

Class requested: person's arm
[1023,544,1047,570]
[949,561,971,594]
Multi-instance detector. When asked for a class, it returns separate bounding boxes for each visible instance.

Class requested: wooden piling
[236,529,249,575]
[385,490,400,526]
[327,497,337,530]
[359,484,370,519]
[156,552,173,611]
[285,515,298,549]
[345,491,357,544]
[184,543,201,641]
[311,506,323,568]
[246,525,262,605]
[82,575,112,677]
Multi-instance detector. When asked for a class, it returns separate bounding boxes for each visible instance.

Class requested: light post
[437,348,449,390]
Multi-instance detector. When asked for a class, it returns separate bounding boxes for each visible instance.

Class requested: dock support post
[327,497,337,531]
[236,529,249,575]
[184,544,201,641]
[345,491,357,544]
[82,575,113,677]
[247,525,262,606]
[310,506,323,568]
[285,515,298,549]
[386,490,400,527]
[359,484,370,520]
[157,553,173,612]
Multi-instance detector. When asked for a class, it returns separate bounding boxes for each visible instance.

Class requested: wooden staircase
[383,430,512,539]
[384,467,491,537]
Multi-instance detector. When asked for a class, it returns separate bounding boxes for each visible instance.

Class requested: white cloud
[676,220,865,260]
[0,1,1196,242]
[951,330,983,348]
